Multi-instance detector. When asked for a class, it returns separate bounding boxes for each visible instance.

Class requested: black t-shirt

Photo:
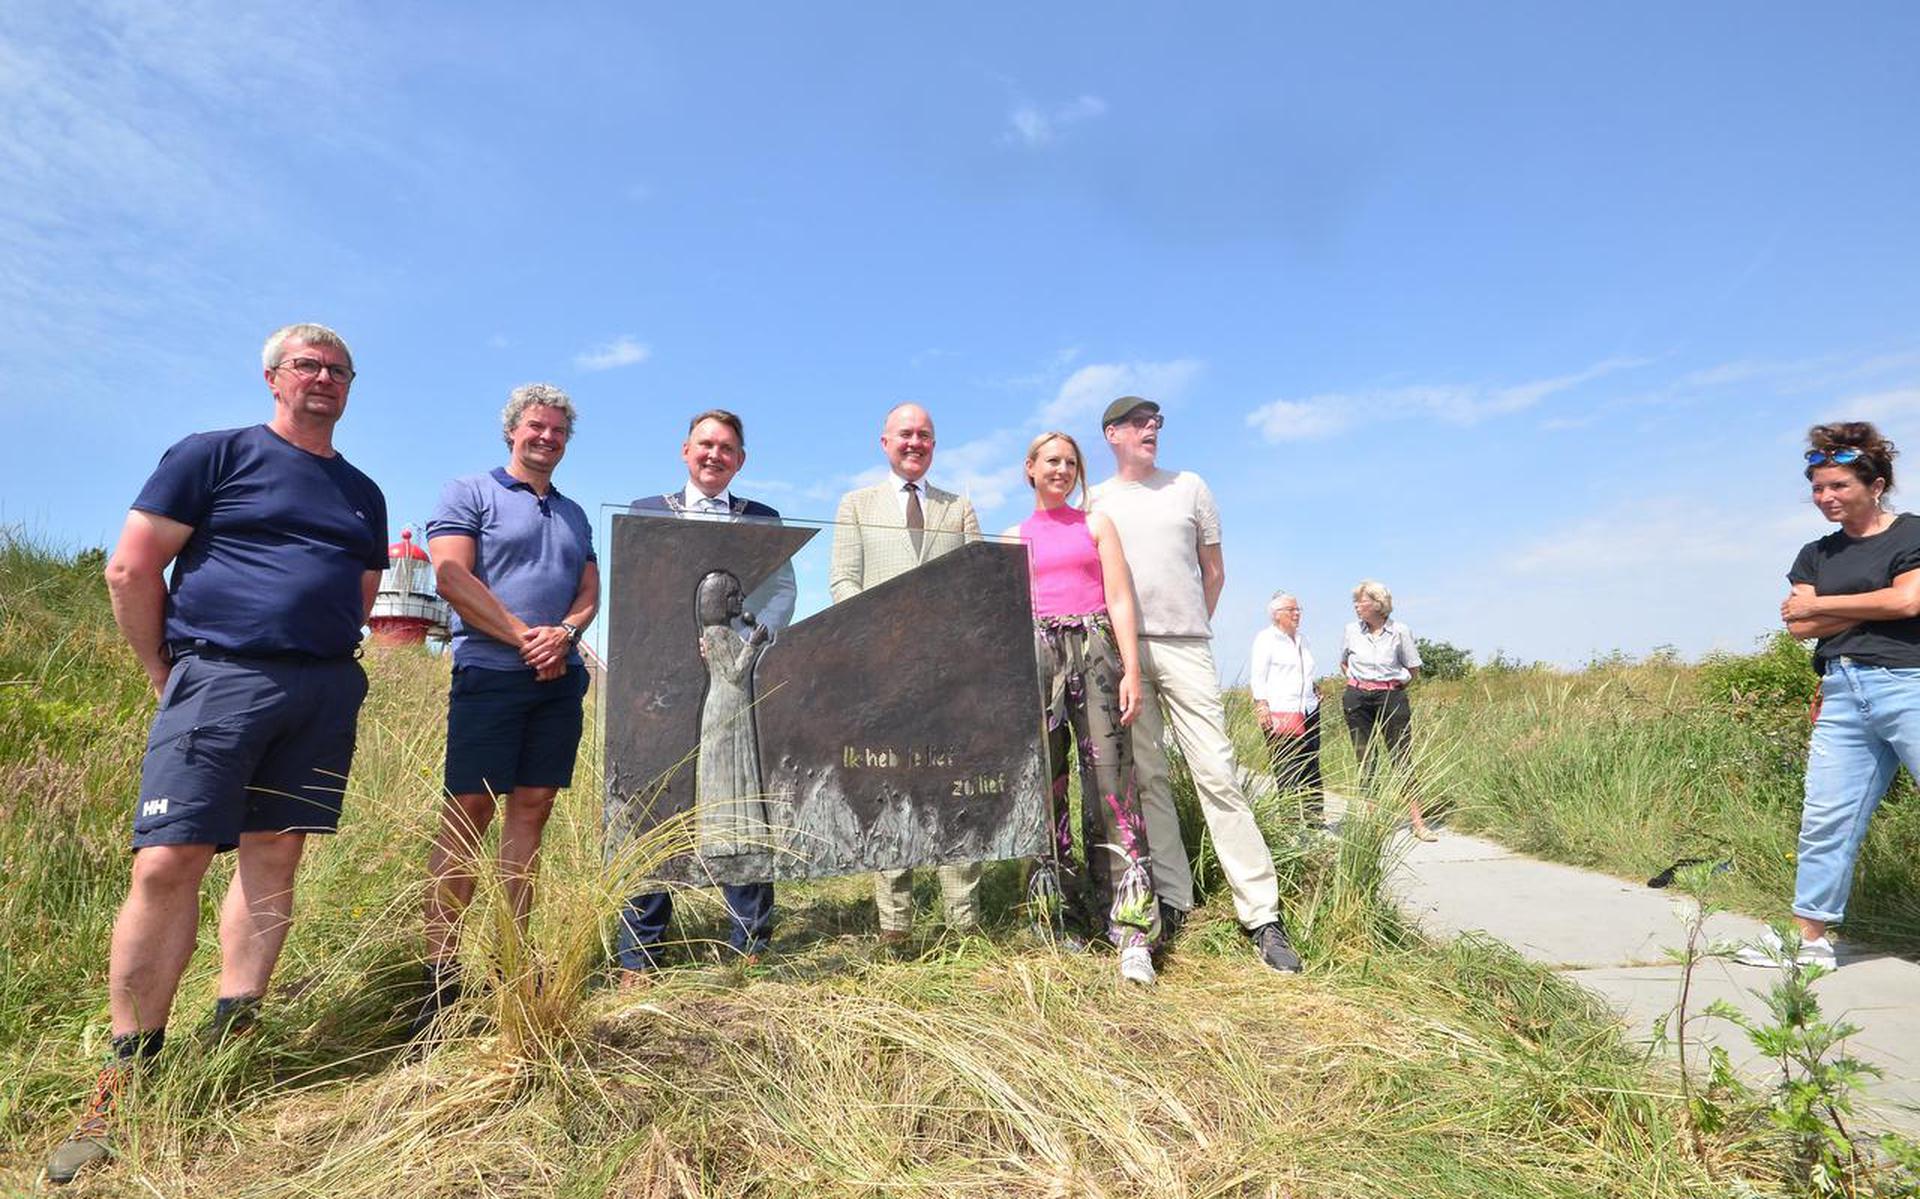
[1788,512,1920,670]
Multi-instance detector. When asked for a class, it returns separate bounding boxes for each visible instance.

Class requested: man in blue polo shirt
[411,383,598,1037]
[47,323,388,1185]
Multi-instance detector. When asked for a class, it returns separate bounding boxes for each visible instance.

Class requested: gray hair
[1267,590,1299,618]
[262,323,352,370]
[502,383,578,444]
[1352,579,1393,618]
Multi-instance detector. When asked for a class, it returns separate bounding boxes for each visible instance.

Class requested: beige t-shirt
[1088,468,1221,638]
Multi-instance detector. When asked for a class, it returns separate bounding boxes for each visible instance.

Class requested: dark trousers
[1263,706,1324,821]
[1341,685,1413,775]
[616,883,773,971]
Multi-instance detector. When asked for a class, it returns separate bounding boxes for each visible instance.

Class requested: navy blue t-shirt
[132,424,389,658]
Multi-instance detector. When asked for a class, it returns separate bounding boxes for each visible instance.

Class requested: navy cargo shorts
[444,663,590,796]
[133,652,370,852]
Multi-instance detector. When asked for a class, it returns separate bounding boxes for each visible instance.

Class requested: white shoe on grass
[1118,946,1156,986]
[1732,927,1838,970]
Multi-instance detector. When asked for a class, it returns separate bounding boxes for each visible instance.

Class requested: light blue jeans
[1797,659,1918,924]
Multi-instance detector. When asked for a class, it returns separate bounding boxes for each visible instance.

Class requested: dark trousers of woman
[1031,614,1160,952]
[1262,706,1324,824]
[1341,685,1413,777]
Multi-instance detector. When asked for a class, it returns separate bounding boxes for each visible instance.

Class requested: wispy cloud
[573,336,652,371]
[1038,359,1204,428]
[1003,94,1108,149]
[1830,387,1920,423]
[1245,356,1650,443]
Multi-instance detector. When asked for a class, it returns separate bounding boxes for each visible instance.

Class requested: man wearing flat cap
[1090,395,1302,974]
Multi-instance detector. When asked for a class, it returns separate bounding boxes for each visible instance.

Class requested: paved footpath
[1371,817,1920,1136]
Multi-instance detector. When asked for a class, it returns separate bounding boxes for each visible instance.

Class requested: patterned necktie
[697,496,727,519]
[904,481,925,555]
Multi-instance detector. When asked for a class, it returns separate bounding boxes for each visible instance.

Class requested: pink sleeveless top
[1020,506,1108,618]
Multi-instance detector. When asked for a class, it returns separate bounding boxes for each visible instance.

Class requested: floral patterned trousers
[1029,614,1161,952]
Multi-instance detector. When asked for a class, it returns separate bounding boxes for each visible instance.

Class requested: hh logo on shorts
[141,798,169,818]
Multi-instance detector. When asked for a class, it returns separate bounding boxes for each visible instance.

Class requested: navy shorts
[444,664,589,796]
[134,653,370,852]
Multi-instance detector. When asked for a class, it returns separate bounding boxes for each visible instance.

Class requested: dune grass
[0,532,1792,1196]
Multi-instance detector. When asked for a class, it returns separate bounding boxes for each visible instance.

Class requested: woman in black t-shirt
[1737,421,1920,970]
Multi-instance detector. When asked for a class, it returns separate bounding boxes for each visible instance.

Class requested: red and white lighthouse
[369,528,450,646]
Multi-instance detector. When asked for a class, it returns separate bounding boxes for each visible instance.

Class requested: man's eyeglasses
[1805,448,1864,466]
[1123,413,1165,431]
[274,357,357,384]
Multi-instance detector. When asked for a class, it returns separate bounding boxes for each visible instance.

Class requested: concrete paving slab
[1387,831,1765,968]
[1567,957,1920,1134]
[1374,822,1920,1136]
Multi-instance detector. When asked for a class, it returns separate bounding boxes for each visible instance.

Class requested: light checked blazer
[828,480,981,602]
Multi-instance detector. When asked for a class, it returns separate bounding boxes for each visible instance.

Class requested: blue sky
[4,3,1918,679]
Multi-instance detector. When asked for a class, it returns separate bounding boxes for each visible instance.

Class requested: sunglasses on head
[1805,448,1866,466]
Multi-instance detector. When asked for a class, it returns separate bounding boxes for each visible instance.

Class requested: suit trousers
[873,863,980,934]
[1129,636,1281,928]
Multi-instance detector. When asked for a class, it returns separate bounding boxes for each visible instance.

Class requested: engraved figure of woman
[695,569,771,855]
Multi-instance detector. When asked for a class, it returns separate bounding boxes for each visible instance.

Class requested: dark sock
[111,1028,165,1061]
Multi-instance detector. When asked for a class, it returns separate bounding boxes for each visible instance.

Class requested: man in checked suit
[829,402,983,943]
[615,409,796,980]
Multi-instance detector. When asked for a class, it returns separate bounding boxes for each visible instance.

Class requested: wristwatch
[559,622,583,645]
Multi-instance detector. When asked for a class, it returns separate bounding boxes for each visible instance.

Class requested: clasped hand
[520,625,571,681]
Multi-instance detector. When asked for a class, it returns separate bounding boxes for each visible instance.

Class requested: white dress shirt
[1249,626,1318,714]
[888,472,936,519]
[681,483,797,636]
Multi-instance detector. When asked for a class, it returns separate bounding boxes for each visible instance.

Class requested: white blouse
[1249,626,1319,715]
[1341,619,1422,684]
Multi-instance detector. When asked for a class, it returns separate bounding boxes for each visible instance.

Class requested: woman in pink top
[1015,432,1161,986]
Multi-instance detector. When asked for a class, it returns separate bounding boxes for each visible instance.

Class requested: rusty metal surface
[602,512,1047,885]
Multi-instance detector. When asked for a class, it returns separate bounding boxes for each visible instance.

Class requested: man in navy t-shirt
[48,323,387,1185]
[411,383,598,1037]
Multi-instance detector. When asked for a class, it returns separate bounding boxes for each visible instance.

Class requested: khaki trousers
[1130,635,1280,929]
[873,864,981,934]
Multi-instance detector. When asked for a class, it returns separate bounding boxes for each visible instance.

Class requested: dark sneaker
[1155,901,1187,947]
[46,1065,122,1185]
[196,995,262,1050]
[1250,921,1303,974]
[407,968,463,1042]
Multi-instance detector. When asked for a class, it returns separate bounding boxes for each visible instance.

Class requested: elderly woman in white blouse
[1340,579,1435,841]
[1250,591,1324,828]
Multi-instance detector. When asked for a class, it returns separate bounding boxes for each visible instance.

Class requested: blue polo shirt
[132,424,388,659]
[426,467,596,671]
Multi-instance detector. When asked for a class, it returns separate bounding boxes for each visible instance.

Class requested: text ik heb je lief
[841,744,1007,798]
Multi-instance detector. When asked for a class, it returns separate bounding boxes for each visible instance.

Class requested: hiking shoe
[1250,921,1303,974]
[1118,946,1157,986]
[1733,928,1838,970]
[46,1065,122,1185]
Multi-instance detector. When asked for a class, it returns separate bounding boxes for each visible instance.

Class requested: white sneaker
[1732,927,1838,970]
[1118,946,1156,986]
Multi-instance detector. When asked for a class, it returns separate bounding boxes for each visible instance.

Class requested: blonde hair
[1024,431,1087,508]
[1352,579,1393,618]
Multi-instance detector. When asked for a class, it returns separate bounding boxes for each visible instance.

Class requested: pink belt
[1347,678,1405,692]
